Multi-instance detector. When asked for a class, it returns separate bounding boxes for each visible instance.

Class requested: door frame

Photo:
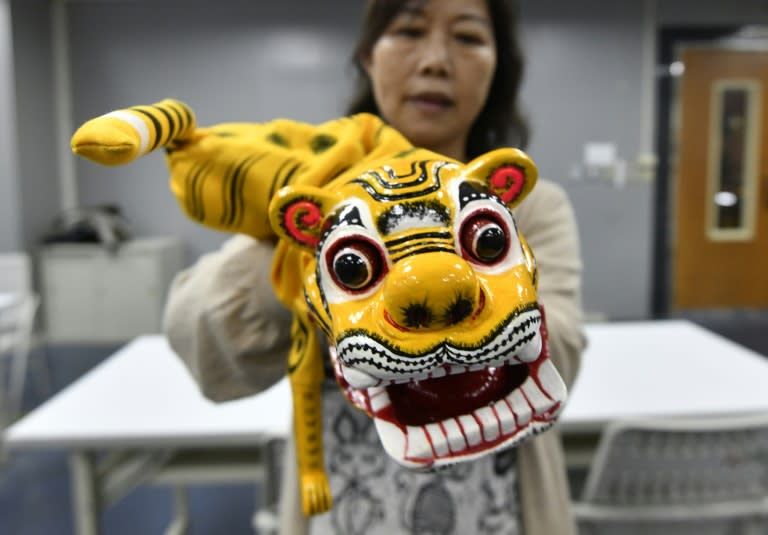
[651,26,740,317]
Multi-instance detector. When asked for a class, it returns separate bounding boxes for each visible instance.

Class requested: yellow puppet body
[72,99,567,516]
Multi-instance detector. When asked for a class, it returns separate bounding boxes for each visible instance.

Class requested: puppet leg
[288,310,332,516]
[71,99,195,165]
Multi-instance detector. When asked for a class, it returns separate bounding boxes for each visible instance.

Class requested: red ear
[283,199,324,248]
[490,165,527,204]
[269,186,340,250]
[465,148,538,209]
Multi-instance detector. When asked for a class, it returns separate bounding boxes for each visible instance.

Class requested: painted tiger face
[270,148,566,469]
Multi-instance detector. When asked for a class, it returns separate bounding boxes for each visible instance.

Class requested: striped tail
[71,99,196,165]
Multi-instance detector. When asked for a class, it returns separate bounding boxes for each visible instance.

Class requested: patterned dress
[309,382,523,535]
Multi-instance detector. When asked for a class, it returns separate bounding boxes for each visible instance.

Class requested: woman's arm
[162,234,292,401]
[513,179,586,388]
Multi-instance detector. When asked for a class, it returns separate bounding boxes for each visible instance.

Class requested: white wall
[520,0,651,319]
[7,0,768,319]
[0,0,21,251]
[11,0,60,251]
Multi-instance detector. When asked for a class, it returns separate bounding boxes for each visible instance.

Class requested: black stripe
[234,155,266,228]
[155,105,178,146]
[279,161,302,190]
[192,162,210,222]
[387,239,454,256]
[267,158,296,201]
[188,161,209,221]
[219,161,239,226]
[184,161,204,219]
[166,102,185,139]
[131,107,163,151]
[287,319,309,374]
[305,291,332,339]
[384,231,452,248]
[362,161,425,190]
[350,178,441,202]
[226,156,255,227]
[177,101,194,131]
[390,246,455,263]
[196,163,208,222]
[225,152,269,228]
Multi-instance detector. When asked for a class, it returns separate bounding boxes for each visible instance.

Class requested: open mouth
[328,309,566,469]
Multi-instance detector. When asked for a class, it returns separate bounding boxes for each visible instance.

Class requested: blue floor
[0,345,263,535]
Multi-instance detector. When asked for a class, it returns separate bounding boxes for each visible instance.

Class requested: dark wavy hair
[346,0,529,160]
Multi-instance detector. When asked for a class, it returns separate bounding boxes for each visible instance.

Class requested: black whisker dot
[402,302,433,328]
[444,295,474,325]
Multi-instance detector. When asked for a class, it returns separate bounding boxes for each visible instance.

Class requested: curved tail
[71,99,196,165]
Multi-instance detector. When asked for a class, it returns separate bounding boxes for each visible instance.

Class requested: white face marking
[387,214,446,234]
[104,110,150,154]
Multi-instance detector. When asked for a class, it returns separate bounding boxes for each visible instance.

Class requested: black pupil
[335,252,369,288]
[476,226,505,261]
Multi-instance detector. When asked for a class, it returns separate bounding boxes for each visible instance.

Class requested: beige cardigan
[163,178,585,535]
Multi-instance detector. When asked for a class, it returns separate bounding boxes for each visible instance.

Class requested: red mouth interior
[386,364,530,426]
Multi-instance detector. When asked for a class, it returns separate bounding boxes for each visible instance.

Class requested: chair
[0,252,41,424]
[573,414,768,535]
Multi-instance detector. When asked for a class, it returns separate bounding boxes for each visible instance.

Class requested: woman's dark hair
[345,0,529,159]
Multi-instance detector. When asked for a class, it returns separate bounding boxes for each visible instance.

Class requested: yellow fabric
[71,99,196,165]
[72,99,412,241]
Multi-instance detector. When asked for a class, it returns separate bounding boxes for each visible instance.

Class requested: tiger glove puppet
[71,99,568,516]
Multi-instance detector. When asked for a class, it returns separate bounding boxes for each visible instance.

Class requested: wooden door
[673,48,768,309]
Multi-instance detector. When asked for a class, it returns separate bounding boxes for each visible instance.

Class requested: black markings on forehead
[458,181,495,210]
[348,160,450,202]
[337,205,364,227]
[377,200,450,236]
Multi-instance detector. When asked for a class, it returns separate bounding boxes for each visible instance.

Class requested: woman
[163,0,585,533]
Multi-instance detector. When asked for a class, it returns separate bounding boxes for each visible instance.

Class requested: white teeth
[342,365,382,388]
[521,379,556,416]
[537,359,567,404]
[442,418,467,453]
[507,389,532,426]
[368,386,391,413]
[450,365,468,376]
[429,367,447,379]
[406,426,433,459]
[475,406,499,442]
[457,415,482,446]
[468,363,487,372]
[494,398,517,435]
[516,332,542,363]
[425,423,450,457]
[373,418,412,467]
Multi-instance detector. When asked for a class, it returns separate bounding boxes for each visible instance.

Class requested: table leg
[165,486,189,535]
[70,451,101,535]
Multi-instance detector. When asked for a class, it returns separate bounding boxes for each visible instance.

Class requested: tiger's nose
[383,253,480,330]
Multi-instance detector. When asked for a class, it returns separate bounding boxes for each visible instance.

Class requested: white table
[5,336,292,535]
[5,320,768,534]
[561,319,768,431]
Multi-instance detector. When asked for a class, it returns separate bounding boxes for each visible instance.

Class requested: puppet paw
[71,114,144,166]
[300,472,333,515]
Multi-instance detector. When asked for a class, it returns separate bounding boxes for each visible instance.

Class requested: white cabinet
[40,237,184,344]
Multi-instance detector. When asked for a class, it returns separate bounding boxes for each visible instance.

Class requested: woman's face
[364,0,497,161]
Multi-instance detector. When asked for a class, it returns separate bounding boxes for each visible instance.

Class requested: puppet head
[270,147,566,469]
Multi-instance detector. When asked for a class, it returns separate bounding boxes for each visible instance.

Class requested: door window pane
[708,81,761,240]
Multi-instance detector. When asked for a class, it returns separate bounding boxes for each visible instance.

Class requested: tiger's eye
[461,215,509,264]
[475,225,505,261]
[334,250,372,289]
